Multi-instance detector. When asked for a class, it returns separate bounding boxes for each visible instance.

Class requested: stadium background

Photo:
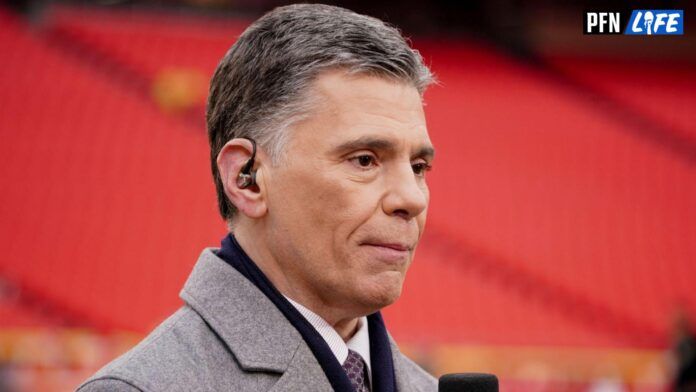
[0,0,695,390]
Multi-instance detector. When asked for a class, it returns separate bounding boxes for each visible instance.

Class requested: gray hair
[206,3,435,221]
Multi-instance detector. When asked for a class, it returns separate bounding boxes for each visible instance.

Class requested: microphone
[439,373,499,392]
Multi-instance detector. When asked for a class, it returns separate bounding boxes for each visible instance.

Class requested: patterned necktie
[342,349,370,392]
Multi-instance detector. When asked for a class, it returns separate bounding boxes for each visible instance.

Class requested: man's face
[263,70,433,317]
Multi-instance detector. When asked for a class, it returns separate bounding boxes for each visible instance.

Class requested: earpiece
[236,138,257,189]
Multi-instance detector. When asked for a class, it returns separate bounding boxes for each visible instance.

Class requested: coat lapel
[267,342,333,392]
[390,338,418,392]
[179,247,329,392]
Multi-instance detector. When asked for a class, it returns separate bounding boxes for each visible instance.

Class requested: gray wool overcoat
[77,248,437,391]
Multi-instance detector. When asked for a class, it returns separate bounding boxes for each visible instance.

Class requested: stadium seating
[1,2,694,357]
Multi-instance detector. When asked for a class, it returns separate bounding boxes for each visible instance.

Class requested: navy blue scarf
[217,234,397,392]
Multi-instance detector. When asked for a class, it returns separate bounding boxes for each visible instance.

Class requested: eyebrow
[330,135,435,160]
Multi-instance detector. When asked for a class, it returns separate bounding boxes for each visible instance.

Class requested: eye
[349,154,378,169]
[412,161,432,176]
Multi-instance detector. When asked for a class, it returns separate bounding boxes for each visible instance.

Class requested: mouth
[365,242,410,251]
[360,241,413,264]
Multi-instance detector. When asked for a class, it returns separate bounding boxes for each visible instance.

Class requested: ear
[216,138,268,219]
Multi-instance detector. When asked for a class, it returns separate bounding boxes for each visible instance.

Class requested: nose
[381,162,429,220]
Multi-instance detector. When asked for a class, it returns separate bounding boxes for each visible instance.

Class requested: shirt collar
[285,296,372,383]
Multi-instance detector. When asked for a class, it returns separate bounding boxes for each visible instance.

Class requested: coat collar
[179,248,306,373]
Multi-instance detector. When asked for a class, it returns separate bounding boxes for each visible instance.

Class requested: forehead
[288,70,432,154]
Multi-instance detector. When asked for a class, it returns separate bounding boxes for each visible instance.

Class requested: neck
[233,224,361,341]
[333,317,360,342]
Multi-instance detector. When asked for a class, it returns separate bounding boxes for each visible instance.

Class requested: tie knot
[342,349,369,392]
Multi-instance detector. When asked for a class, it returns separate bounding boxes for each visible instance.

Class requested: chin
[358,273,405,310]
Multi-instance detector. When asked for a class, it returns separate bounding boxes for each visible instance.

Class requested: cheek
[272,168,356,231]
[312,179,353,223]
[305,180,353,232]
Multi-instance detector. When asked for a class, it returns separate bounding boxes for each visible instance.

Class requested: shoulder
[389,337,437,392]
[77,306,271,392]
[394,352,438,391]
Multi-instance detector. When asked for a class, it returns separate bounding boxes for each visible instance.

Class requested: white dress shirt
[285,296,372,386]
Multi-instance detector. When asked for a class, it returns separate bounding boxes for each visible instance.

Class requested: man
[79,3,436,391]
